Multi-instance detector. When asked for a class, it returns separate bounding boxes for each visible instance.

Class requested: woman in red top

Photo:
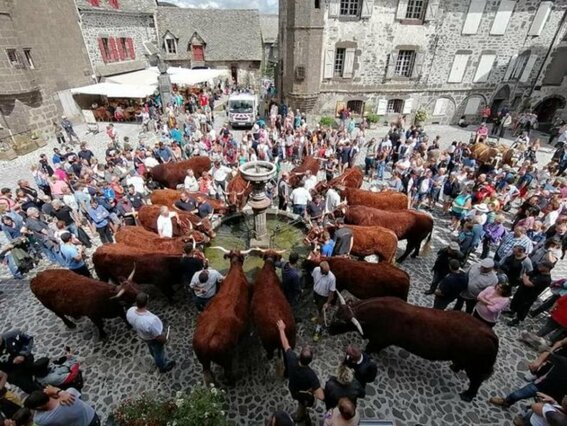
[536,295,567,344]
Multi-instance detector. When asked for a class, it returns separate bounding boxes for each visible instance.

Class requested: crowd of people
[1,82,567,425]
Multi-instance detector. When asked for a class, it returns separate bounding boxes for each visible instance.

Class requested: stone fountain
[239,161,277,248]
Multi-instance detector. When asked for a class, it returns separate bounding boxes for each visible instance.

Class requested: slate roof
[156,7,263,62]
[259,14,278,44]
[75,0,157,14]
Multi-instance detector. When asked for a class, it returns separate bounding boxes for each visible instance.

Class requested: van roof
[229,93,256,101]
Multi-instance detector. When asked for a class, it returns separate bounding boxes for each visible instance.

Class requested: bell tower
[278,0,325,112]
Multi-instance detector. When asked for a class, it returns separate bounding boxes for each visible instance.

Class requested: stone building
[75,0,157,78]
[0,0,92,158]
[156,7,263,87]
[260,14,279,72]
[279,0,567,126]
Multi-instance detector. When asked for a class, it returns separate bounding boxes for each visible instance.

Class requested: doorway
[231,65,238,85]
[533,96,566,125]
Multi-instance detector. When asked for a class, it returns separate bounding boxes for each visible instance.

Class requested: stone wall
[79,10,156,77]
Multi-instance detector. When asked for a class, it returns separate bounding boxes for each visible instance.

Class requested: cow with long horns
[314,167,364,194]
[115,226,207,252]
[226,173,252,211]
[138,204,215,238]
[250,249,296,360]
[289,156,320,188]
[148,156,212,188]
[30,268,139,339]
[192,247,253,384]
[329,295,499,402]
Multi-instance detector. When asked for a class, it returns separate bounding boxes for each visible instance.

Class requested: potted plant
[172,385,228,426]
[366,113,381,128]
[319,116,336,128]
[414,108,429,126]
[112,393,176,426]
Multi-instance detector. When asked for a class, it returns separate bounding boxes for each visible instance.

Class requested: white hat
[474,203,489,213]
[480,258,494,269]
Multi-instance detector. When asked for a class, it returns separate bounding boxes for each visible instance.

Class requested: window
[6,49,21,67]
[315,0,321,8]
[98,37,112,63]
[347,100,364,115]
[340,0,360,16]
[405,0,426,19]
[511,53,529,80]
[490,0,515,35]
[528,1,552,36]
[23,49,34,69]
[473,53,496,83]
[89,0,100,5]
[387,99,404,114]
[165,38,177,54]
[462,0,487,35]
[448,52,470,83]
[108,0,119,8]
[394,50,416,77]
[334,48,345,77]
[119,37,128,60]
[192,45,204,62]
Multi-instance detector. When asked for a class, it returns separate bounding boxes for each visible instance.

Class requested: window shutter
[126,38,135,60]
[385,52,398,79]
[108,37,119,62]
[490,0,515,35]
[361,0,374,18]
[323,48,335,79]
[464,97,481,115]
[504,54,517,80]
[447,53,470,83]
[329,0,339,17]
[411,52,424,79]
[462,0,487,35]
[108,0,119,8]
[343,48,355,78]
[519,54,537,83]
[473,53,496,82]
[395,0,409,19]
[424,0,441,21]
[116,39,126,61]
[89,0,100,6]
[528,1,552,36]
[376,99,388,115]
[403,98,413,114]
[98,38,108,63]
[433,98,449,116]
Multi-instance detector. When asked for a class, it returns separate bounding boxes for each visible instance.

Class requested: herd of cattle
[28,155,498,401]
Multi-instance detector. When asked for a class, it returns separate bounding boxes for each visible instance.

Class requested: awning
[105,67,228,87]
[70,82,156,98]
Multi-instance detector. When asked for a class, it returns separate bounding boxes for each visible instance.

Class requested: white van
[227,93,258,128]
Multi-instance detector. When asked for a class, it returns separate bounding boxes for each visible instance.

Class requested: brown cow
[339,187,408,211]
[337,205,433,263]
[150,189,228,215]
[193,247,253,384]
[30,269,139,339]
[315,167,364,194]
[304,223,398,263]
[330,296,499,402]
[250,249,296,359]
[226,173,252,210]
[289,156,320,187]
[93,244,183,301]
[149,156,211,188]
[115,226,208,252]
[138,204,215,238]
[305,252,409,300]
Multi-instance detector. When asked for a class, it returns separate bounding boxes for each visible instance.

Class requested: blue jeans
[5,252,23,279]
[293,205,306,216]
[505,382,538,406]
[376,160,385,179]
[146,339,171,371]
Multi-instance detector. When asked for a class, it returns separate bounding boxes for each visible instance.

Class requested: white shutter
[376,99,387,115]
[528,1,552,36]
[448,53,470,83]
[343,48,355,78]
[433,98,449,116]
[329,0,340,17]
[464,97,481,115]
[519,54,538,82]
[462,0,487,35]
[473,54,496,82]
[424,0,440,21]
[361,0,374,18]
[396,0,409,19]
[385,52,398,79]
[411,52,424,79]
[403,98,413,114]
[504,54,517,81]
[490,0,515,35]
[324,48,335,79]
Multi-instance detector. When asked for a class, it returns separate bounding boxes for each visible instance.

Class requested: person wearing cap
[424,242,464,295]
[433,259,468,310]
[495,225,533,262]
[473,277,512,328]
[498,245,533,288]
[454,258,498,314]
[506,261,553,327]
[343,345,377,388]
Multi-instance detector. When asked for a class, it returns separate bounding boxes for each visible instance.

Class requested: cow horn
[210,246,230,254]
[128,264,136,281]
[336,291,346,305]
[351,318,364,336]
[190,236,196,250]
[274,249,287,254]
[240,248,255,255]
[196,221,203,226]
[111,287,126,300]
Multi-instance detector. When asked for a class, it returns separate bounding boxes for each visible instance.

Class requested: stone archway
[454,94,487,124]
[491,85,511,114]
[428,97,456,125]
[533,95,566,125]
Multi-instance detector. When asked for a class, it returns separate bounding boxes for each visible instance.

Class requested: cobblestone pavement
[0,120,563,426]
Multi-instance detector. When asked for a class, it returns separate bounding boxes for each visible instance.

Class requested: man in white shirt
[312,261,336,341]
[325,187,342,214]
[126,170,146,195]
[210,160,232,197]
[303,170,318,193]
[126,292,175,372]
[143,151,159,170]
[157,206,178,238]
[290,182,312,216]
[189,268,224,311]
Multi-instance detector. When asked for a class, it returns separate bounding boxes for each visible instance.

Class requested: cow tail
[421,227,434,256]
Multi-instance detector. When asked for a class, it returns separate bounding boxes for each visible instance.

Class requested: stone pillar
[158,73,172,113]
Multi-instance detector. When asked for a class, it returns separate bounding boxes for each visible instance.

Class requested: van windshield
[229,100,254,113]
